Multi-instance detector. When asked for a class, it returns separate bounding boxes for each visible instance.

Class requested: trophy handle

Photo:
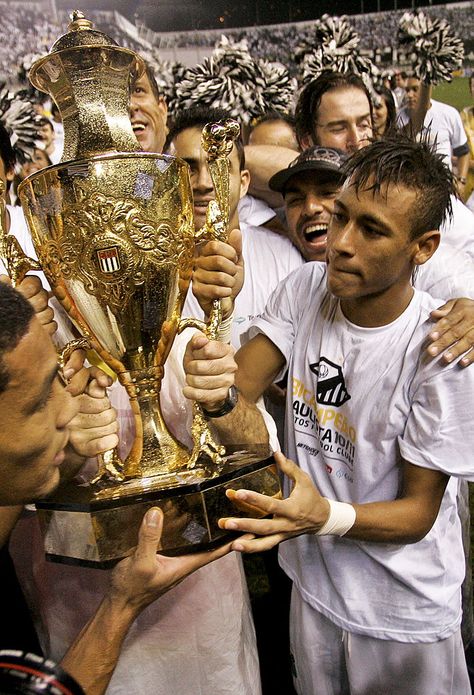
[175,119,241,472]
[58,339,125,484]
[0,180,42,286]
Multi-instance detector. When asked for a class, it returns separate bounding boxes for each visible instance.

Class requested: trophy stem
[119,367,189,479]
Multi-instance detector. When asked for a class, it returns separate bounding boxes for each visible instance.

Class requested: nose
[302,193,324,218]
[329,218,356,257]
[194,164,213,192]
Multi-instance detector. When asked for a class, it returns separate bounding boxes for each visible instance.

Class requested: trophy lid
[28,11,145,161]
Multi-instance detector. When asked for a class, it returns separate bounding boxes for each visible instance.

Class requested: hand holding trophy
[11,11,279,567]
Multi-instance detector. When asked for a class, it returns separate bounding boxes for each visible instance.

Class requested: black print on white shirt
[310,357,351,407]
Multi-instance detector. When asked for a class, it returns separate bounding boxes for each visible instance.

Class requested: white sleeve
[398,359,474,480]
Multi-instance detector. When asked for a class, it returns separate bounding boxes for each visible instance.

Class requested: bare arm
[61,507,233,695]
[183,332,285,446]
[219,453,449,553]
[244,144,298,208]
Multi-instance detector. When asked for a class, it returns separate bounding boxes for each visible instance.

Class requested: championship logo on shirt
[310,357,350,406]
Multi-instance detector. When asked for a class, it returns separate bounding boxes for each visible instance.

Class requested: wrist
[314,499,356,536]
[201,385,239,418]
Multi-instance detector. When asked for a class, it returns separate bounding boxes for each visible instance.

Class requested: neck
[340,281,415,328]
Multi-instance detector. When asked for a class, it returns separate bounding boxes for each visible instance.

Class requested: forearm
[60,595,137,695]
[207,393,270,448]
[456,152,470,180]
[345,496,442,544]
[245,144,297,207]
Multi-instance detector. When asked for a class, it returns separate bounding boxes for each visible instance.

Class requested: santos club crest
[310,357,351,407]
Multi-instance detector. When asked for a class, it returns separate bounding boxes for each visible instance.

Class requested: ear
[239,168,250,199]
[299,133,313,150]
[5,169,14,183]
[157,95,168,122]
[411,230,440,267]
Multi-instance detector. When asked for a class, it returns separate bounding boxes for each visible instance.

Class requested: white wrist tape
[217,312,233,343]
[316,499,356,537]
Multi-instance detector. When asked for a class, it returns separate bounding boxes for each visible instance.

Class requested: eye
[331,211,346,224]
[286,195,304,207]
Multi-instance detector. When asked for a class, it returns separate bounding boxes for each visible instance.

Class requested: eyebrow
[334,199,391,232]
[24,364,60,416]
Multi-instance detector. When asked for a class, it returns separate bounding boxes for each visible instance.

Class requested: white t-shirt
[184,221,304,348]
[246,263,474,643]
[238,194,276,227]
[439,195,474,259]
[416,242,474,299]
[397,99,468,168]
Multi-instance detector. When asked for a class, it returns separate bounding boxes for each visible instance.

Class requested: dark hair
[295,72,373,149]
[37,117,53,131]
[374,87,397,136]
[165,106,245,170]
[130,62,162,104]
[341,132,456,239]
[0,283,35,393]
[0,123,16,175]
[250,110,296,130]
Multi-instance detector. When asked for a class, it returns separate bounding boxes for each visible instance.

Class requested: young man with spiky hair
[183,134,474,695]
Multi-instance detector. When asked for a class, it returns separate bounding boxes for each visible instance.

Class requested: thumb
[227,228,243,264]
[135,507,164,559]
[274,451,300,481]
[430,299,455,319]
[0,274,11,286]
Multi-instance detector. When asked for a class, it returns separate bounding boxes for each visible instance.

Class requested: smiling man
[183,134,474,695]
[129,64,168,153]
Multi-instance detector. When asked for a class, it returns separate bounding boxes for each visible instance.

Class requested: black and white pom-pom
[254,61,296,116]
[0,84,40,164]
[175,36,264,123]
[398,11,464,85]
[298,14,378,90]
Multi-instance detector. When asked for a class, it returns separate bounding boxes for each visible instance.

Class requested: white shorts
[289,585,471,695]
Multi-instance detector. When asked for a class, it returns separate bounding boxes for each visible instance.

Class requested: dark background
[55,0,464,31]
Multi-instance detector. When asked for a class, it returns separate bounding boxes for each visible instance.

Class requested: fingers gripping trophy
[3,12,279,567]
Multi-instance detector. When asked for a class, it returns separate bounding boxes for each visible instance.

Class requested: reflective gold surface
[20,153,195,479]
[18,14,280,561]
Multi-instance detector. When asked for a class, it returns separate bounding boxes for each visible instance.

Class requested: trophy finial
[68,10,93,32]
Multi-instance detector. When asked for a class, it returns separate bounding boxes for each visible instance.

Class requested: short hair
[37,117,53,131]
[165,106,245,171]
[250,110,296,130]
[0,282,34,394]
[131,62,162,104]
[295,72,373,149]
[0,123,16,174]
[341,133,456,239]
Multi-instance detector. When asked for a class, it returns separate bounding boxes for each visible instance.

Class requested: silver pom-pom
[398,11,464,85]
[0,84,40,164]
[298,14,378,91]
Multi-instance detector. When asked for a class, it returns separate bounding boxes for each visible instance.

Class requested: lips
[302,223,328,242]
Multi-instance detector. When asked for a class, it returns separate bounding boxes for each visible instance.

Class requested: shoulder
[241,222,304,261]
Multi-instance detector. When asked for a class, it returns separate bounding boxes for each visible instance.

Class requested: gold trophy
[7,12,280,567]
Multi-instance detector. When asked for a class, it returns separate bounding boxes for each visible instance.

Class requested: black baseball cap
[269,146,347,193]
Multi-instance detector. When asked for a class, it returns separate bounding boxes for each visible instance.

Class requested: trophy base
[35,445,279,568]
